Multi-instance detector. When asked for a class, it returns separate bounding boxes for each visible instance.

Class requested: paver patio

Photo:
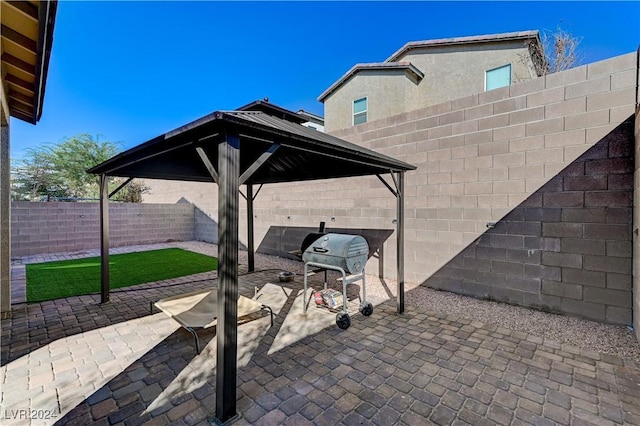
[1,244,639,425]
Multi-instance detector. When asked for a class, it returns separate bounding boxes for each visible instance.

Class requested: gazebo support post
[99,174,110,304]
[247,184,254,272]
[396,171,405,314]
[215,133,240,423]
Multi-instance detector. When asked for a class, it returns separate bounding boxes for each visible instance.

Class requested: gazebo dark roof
[88,109,415,182]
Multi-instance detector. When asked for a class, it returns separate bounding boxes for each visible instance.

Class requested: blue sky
[10,1,640,159]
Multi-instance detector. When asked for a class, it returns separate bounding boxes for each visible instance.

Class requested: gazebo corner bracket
[239,143,280,185]
[108,177,134,199]
[376,173,398,198]
[195,146,218,183]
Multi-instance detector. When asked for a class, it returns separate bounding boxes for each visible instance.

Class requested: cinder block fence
[10,202,194,257]
[137,52,638,333]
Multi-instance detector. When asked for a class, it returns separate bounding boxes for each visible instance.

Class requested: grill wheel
[360,303,373,316]
[336,312,351,329]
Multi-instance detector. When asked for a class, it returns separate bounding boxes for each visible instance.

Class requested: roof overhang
[318,62,424,103]
[385,30,542,62]
[88,106,415,183]
[1,0,57,125]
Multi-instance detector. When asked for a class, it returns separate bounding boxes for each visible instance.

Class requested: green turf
[26,248,218,302]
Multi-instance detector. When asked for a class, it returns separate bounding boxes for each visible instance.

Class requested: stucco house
[319,30,545,132]
[1,0,57,317]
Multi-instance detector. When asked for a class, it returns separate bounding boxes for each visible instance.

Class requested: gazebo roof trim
[88,105,415,184]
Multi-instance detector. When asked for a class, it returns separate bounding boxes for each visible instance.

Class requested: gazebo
[88,102,415,423]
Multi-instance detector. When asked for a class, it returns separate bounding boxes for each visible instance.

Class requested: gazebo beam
[99,174,110,304]
[376,172,405,313]
[215,133,240,423]
[247,184,255,272]
[396,171,405,314]
[239,143,279,185]
[196,146,218,183]
[108,177,133,198]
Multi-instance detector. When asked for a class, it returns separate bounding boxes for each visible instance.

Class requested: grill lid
[300,232,326,254]
[302,233,369,274]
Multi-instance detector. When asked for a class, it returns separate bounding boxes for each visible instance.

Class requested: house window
[353,97,367,125]
[485,64,511,91]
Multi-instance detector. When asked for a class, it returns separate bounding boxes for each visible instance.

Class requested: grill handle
[313,247,329,253]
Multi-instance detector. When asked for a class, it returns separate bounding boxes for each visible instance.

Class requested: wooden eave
[1,0,57,124]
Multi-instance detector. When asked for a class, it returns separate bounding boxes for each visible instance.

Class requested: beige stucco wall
[1,123,10,316]
[400,41,538,109]
[323,40,538,133]
[323,70,420,133]
[634,107,640,340]
[1,79,10,316]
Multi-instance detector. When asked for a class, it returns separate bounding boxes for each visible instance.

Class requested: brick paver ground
[2,244,639,425]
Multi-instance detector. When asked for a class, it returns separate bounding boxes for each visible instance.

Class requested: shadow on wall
[422,116,635,326]
[177,197,217,245]
[176,197,249,250]
[257,224,394,269]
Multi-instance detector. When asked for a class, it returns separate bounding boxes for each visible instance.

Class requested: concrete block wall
[254,52,637,325]
[428,117,634,324]
[143,181,219,244]
[10,202,195,257]
[141,51,638,325]
[195,206,218,244]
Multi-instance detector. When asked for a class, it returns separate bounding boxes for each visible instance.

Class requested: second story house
[319,30,545,133]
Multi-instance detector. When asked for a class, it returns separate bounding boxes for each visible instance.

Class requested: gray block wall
[10,202,195,257]
[194,206,218,244]
[427,117,634,324]
[142,51,638,326]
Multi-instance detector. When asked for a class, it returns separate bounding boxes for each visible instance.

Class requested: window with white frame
[485,64,511,91]
[353,97,367,125]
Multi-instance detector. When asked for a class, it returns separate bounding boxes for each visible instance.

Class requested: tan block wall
[10,202,195,257]
[144,180,218,214]
[143,52,638,325]
[326,52,637,284]
[143,180,219,243]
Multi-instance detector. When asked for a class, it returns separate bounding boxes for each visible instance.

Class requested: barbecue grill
[301,233,373,329]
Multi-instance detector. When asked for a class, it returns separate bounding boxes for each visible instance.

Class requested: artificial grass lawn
[26,248,218,302]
